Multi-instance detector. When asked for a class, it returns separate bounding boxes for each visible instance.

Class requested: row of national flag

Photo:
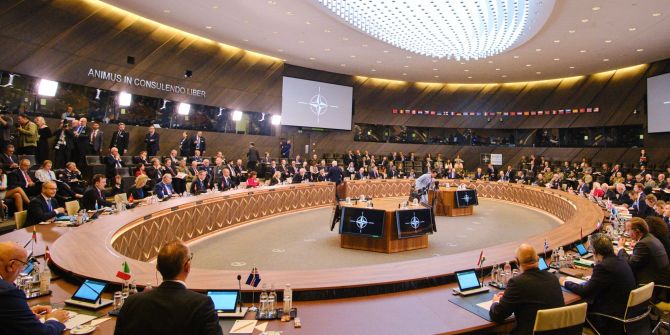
[392,107,600,117]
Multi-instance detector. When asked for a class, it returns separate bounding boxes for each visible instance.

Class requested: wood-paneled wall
[2,0,670,170]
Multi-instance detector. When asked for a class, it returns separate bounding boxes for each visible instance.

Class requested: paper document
[255,321,268,332]
[230,320,257,334]
[477,300,494,311]
[64,314,97,330]
[564,276,587,285]
[90,317,111,327]
[176,172,187,179]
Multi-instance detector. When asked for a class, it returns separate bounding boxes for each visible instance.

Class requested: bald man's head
[515,243,539,270]
[0,242,28,283]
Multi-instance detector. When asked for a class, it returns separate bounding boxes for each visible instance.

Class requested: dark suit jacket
[179,137,193,157]
[144,132,160,155]
[220,176,235,191]
[25,195,59,227]
[0,279,65,335]
[190,178,209,194]
[126,186,147,200]
[292,174,308,184]
[114,281,222,335]
[89,129,103,153]
[82,187,112,210]
[0,153,18,170]
[109,130,129,153]
[354,172,366,180]
[154,182,175,199]
[489,268,565,335]
[104,155,125,178]
[269,177,281,186]
[191,136,206,153]
[327,166,344,185]
[564,255,637,334]
[619,233,670,285]
[7,169,32,191]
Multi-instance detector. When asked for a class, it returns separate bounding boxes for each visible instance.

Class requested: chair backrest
[86,156,101,165]
[114,193,128,204]
[14,210,27,229]
[627,282,654,308]
[65,200,80,216]
[116,167,130,177]
[533,302,588,333]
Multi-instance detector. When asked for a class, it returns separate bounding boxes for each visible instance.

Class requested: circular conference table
[1,180,605,334]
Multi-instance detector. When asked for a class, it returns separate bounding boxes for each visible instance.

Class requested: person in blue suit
[154,174,176,199]
[0,241,68,334]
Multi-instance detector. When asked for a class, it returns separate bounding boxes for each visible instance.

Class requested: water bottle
[283,284,292,311]
[122,281,130,299]
[129,281,138,295]
[39,264,51,294]
[558,247,566,268]
[259,288,269,318]
[268,284,276,318]
[489,265,498,284]
[503,261,512,280]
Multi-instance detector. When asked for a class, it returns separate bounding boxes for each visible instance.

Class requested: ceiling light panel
[316,0,554,60]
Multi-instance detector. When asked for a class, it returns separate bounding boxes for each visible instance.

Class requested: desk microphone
[237,275,242,313]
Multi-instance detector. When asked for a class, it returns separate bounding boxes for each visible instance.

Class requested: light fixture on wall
[1,73,18,88]
[95,89,102,100]
[118,91,132,107]
[217,107,224,116]
[37,79,59,97]
[184,70,193,78]
[177,103,191,115]
[259,113,266,122]
[160,99,169,110]
[271,114,281,125]
[316,0,553,60]
[232,110,243,121]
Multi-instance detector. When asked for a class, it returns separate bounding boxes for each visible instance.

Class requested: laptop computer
[64,279,113,309]
[576,243,593,259]
[207,290,247,318]
[453,269,489,296]
[538,257,549,271]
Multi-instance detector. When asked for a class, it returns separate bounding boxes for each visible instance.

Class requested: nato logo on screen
[281,77,353,130]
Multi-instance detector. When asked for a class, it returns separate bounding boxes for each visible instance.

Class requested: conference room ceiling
[102,0,670,83]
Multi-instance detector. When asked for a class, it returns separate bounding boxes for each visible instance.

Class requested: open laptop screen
[538,257,549,271]
[576,243,588,256]
[72,280,106,303]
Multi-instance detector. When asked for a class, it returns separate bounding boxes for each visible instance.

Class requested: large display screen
[281,77,353,130]
[455,189,479,208]
[395,208,434,239]
[647,72,670,133]
[339,207,385,237]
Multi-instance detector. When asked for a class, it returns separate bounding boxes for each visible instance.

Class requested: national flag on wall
[245,267,261,287]
[477,249,486,267]
[392,109,398,114]
[116,261,131,281]
[594,107,600,112]
[32,227,37,243]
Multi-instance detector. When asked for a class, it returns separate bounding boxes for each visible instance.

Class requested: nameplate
[269,188,275,191]
[171,206,179,212]
[248,192,254,195]
[143,214,152,220]
[380,180,386,182]
[196,200,204,205]
[289,186,295,189]
[223,195,230,199]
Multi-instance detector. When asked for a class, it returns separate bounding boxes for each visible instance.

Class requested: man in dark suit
[220,168,235,191]
[209,158,226,189]
[292,168,308,184]
[104,147,125,180]
[60,162,86,194]
[82,174,113,210]
[246,142,260,172]
[8,159,39,196]
[446,168,461,180]
[562,234,641,334]
[631,183,647,216]
[489,244,565,335]
[576,178,590,195]
[619,217,670,286]
[327,160,344,185]
[114,240,223,335]
[179,131,193,157]
[612,183,632,206]
[109,122,129,155]
[0,241,68,334]
[89,122,103,155]
[354,167,366,180]
[0,144,19,170]
[144,125,160,156]
[154,174,176,199]
[73,117,91,167]
[191,131,206,155]
[502,165,515,182]
[367,166,379,179]
[25,181,65,226]
[190,170,210,195]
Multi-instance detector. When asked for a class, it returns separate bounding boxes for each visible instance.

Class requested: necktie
[23,171,32,186]
[77,126,82,134]
[7,155,13,163]
[46,198,53,212]
[98,188,102,199]
[164,184,171,196]
[91,131,96,143]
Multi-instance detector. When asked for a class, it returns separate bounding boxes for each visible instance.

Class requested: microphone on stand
[237,274,243,313]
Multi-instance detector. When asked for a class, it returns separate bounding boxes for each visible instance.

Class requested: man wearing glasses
[0,241,68,334]
[114,240,222,335]
[25,181,65,227]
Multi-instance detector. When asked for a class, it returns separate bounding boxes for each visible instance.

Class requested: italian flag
[116,261,131,281]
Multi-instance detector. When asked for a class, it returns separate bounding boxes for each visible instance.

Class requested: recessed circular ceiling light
[460,62,466,65]
[402,73,407,76]
[604,40,612,43]
[569,30,576,33]
[433,68,438,71]
[286,11,294,15]
[513,55,520,59]
[324,29,331,33]
[581,19,589,23]
[495,68,501,71]
[628,27,637,31]
[536,72,542,75]
[376,60,382,63]
[277,48,283,52]
[383,50,390,53]
[406,56,412,59]
[580,50,587,53]
[592,6,601,11]
[434,75,439,78]
[305,21,311,25]
[487,60,493,64]
[243,39,249,42]
[553,58,560,61]
[212,5,218,9]
[362,44,369,47]
[316,0,551,61]
[350,55,356,58]
[652,13,662,17]
[636,48,644,52]
[324,48,331,51]
[403,65,409,68]
[340,64,346,67]
[205,26,213,29]
[464,69,469,72]
[342,37,349,41]
[501,75,508,78]
[309,57,316,60]
[371,69,376,72]
[603,58,609,61]
[526,64,532,67]
[554,40,560,43]
[569,66,575,69]
[298,40,304,44]
[536,48,542,52]
[468,76,473,79]
[163,9,170,13]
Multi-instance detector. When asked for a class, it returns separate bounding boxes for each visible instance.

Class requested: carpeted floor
[189,198,561,271]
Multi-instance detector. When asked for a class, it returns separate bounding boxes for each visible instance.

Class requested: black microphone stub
[237,275,242,280]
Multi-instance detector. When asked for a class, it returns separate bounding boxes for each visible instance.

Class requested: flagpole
[249,265,258,312]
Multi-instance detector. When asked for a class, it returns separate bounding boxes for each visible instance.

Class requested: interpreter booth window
[388,126,428,144]
[354,124,387,143]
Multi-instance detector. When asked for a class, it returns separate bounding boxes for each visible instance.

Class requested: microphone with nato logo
[237,274,242,312]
